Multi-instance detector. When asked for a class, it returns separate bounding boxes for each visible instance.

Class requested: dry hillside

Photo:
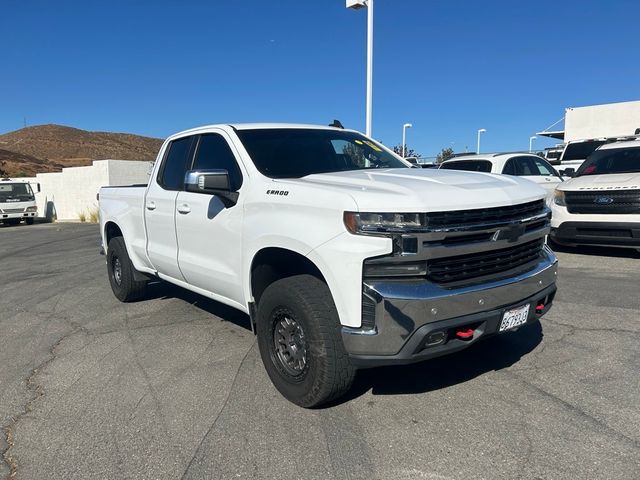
[0,124,163,177]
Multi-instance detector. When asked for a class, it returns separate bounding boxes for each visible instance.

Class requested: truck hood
[558,173,640,191]
[277,168,546,212]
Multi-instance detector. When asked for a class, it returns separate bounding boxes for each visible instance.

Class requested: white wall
[34,160,151,221]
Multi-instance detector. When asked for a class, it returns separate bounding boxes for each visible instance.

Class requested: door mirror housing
[184,170,239,207]
[562,167,576,178]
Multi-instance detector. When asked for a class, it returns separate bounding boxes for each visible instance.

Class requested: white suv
[549,139,640,251]
[440,153,564,195]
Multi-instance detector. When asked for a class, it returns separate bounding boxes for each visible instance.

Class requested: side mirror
[184,170,239,207]
[562,168,576,178]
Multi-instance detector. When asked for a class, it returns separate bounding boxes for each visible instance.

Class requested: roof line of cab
[164,123,358,142]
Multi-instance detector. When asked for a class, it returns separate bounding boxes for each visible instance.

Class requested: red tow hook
[455,328,474,340]
[535,303,545,314]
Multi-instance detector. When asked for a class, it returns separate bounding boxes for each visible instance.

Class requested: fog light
[425,331,446,346]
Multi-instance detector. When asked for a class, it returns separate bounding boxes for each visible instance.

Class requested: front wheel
[25,217,35,225]
[107,236,147,302]
[257,275,356,408]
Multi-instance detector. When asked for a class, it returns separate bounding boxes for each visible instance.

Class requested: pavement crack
[179,341,255,480]
[1,322,85,479]
[506,370,640,449]
[549,319,637,335]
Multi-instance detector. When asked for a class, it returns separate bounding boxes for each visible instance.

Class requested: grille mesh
[427,239,544,285]
[565,190,640,214]
[426,200,545,229]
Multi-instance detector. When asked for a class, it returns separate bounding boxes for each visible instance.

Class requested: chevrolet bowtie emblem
[493,223,526,243]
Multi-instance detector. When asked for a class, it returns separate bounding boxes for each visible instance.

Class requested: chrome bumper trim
[342,246,558,356]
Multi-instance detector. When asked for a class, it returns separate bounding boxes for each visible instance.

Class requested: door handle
[177,204,191,214]
[146,201,156,211]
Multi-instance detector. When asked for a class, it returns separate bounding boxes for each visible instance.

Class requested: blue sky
[2,0,639,157]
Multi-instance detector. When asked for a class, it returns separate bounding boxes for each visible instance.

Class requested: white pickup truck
[99,123,558,407]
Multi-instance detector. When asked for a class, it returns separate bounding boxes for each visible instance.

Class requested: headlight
[26,206,37,212]
[344,212,427,235]
[553,190,566,207]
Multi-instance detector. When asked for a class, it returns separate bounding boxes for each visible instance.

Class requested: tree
[392,144,422,159]
[435,147,455,164]
[342,143,366,168]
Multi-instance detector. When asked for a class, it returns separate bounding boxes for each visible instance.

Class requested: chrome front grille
[427,239,544,285]
[1,208,25,214]
[362,200,551,288]
[426,199,546,230]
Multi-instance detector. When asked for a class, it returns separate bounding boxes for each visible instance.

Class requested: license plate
[499,304,530,332]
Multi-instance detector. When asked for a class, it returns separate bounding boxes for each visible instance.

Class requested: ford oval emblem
[594,196,614,205]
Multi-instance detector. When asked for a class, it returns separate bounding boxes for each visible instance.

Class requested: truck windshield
[235,129,409,178]
[576,147,640,176]
[0,182,34,201]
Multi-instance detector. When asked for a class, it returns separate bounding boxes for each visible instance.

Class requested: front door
[144,135,195,281]
[175,131,246,305]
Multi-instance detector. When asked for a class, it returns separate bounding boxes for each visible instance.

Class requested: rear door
[502,156,562,192]
[144,135,196,281]
[175,131,246,305]
[531,157,563,192]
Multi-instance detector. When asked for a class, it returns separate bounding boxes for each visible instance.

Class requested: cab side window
[505,156,540,176]
[533,158,556,177]
[502,159,516,175]
[159,136,195,190]
[192,134,243,191]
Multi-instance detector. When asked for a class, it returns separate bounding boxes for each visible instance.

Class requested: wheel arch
[249,247,327,309]
[104,221,123,246]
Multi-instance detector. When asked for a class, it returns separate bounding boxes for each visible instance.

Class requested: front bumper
[1,211,37,220]
[550,221,640,248]
[342,246,558,366]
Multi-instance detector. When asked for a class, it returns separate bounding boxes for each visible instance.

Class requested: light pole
[402,123,412,157]
[347,0,374,137]
[529,135,537,153]
[476,128,486,154]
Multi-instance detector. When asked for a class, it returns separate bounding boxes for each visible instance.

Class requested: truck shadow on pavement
[341,322,543,402]
[144,281,253,331]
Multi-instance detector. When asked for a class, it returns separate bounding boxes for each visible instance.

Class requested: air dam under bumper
[342,246,557,367]
[551,221,640,248]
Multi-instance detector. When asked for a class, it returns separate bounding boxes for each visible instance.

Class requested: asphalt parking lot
[1,223,639,480]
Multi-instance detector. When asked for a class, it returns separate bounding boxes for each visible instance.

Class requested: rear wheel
[107,236,147,302]
[257,275,356,408]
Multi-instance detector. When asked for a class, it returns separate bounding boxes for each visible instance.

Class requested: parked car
[99,124,557,407]
[439,153,564,196]
[0,178,38,225]
[549,139,640,251]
